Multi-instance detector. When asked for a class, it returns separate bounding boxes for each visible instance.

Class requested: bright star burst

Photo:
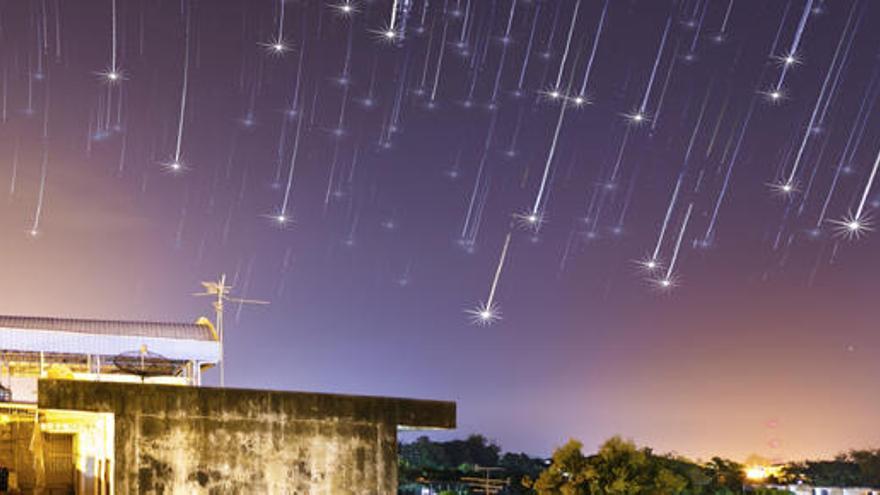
[623,110,649,125]
[466,301,502,326]
[649,274,679,292]
[97,68,125,84]
[371,25,401,44]
[514,210,545,231]
[260,38,290,56]
[830,213,872,240]
[539,87,565,102]
[761,87,787,104]
[162,159,188,175]
[331,1,358,17]
[769,180,798,196]
[774,51,802,67]
[635,256,664,273]
[568,94,591,108]
[261,212,294,229]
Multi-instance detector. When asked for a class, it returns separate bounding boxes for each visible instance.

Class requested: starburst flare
[831,213,872,240]
[466,301,502,326]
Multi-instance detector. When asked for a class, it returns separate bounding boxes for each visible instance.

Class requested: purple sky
[1,0,879,461]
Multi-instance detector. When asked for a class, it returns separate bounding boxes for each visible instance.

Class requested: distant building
[0,313,455,494]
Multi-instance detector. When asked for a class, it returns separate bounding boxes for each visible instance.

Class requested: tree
[399,436,450,471]
[530,437,747,495]
[532,440,590,495]
[653,468,688,494]
[444,434,501,470]
[500,452,546,494]
[849,449,880,487]
[582,436,651,495]
[703,456,745,493]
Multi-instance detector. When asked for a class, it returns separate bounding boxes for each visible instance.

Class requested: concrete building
[0,314,456,494]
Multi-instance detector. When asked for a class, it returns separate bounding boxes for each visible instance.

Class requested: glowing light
[515,210,545,231]
[829,145,880,240]
[543,88,563,100]
[761,88,786,104]
[96,68,125,84]
[167,15,192,173]
[29,149,48,238]
[468,233,512,327]
[260,39,290,55]
[261,211,294,229]
[264,0,289,56]
[769,180,797,196]
[623,111,649,125]
[272,102,305,230]
[105,0,123,84]
[331,1,358,16]
[831,213,871,240]
[370,25,402,44]
[163,160,187,174]
[636,257,662,273]
[776,52,801,67]
[745,466,769,482]
[527,101,568,226]
[649,274,679,292]
[649,203,694,292]
[570,95,589,107]
[467,301,502,326]
[240,115,257,128]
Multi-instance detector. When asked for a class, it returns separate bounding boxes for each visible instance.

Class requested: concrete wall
[38,380,455,495]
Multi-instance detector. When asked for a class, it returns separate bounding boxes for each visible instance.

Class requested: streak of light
[467,232,512,326]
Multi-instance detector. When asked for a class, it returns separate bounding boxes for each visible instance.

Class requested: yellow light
[745,466,768,481]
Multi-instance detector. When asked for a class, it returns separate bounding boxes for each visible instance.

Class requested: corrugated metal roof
[0,315,216,342]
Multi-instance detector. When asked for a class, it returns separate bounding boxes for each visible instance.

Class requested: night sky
[1,0,879,463]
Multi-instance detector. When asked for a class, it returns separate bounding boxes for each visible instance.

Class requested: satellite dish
[113,349,182,380]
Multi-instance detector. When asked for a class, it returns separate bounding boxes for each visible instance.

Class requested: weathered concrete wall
[38,380,455,495]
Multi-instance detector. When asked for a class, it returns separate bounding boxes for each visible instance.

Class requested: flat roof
[0,315,220,363]
[39,379,457,430]
[0,315,216,341]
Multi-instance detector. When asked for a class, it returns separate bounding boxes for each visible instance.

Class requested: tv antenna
[194,274,268,387]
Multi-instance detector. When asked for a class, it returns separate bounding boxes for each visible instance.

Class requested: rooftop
[0,314,220,363]
[0,314,216,342]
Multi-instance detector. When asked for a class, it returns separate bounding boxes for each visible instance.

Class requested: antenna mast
[194,274,268,387]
